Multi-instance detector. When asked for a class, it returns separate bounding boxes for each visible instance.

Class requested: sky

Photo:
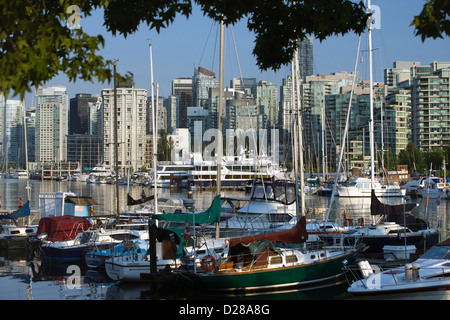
[25,0,450,106]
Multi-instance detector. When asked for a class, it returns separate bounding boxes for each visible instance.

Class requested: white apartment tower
[35,86,69,164]
[101,86,147,171]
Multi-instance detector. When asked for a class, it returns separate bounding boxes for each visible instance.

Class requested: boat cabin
[39,192,98,218]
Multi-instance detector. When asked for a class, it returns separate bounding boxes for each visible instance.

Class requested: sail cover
[229,216,309,247]
[0,201,30,220]
[370,190,417,216]
[127,193,155,206]
[152,195,221,224]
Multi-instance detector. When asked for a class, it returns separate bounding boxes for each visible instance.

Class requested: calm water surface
[0,178,448,300]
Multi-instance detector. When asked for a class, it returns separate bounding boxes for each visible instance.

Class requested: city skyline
[15,0,450,106]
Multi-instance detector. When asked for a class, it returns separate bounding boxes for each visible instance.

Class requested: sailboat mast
[294,48,305,217]
[114,60,120,221]
[149,44,158,217]
[215,18,225,239]
[368,0,375,188]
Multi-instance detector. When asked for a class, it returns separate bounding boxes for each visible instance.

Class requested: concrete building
[69,93,101,135]
[252,81,278,126]
[411,62,450,151]
[1,99,24,165]
[101,85,148,171]
[192,67,218,110]
[172,77,192,128]
[384,61,420,87]
[35,86,69,164]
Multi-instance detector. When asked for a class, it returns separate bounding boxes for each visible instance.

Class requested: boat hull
[321,231,440,255]
[178,250,358,292]
[349,282,450,300]
[105,258,177,282]
[337,187,405,198]
[41,243,114,263]
[40,246,86,263]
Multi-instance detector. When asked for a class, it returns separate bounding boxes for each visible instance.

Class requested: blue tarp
[0,201,30,220]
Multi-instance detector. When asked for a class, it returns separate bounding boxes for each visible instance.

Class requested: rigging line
[229,26,271,226]
[197,20,216,69]
[211,22,219,73]
[325,34,363,224]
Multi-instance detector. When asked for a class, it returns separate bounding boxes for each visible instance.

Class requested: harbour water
[0,178,448,300]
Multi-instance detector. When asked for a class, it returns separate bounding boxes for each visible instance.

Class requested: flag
[183,216,191,242]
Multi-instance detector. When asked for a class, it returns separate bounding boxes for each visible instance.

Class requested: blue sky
[29,0,450,105]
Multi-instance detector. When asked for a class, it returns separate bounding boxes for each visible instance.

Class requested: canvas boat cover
[127,193,155,206]
[229,216,309,247]
[35,216,92,242]
[370,190,418,216]
[436,237,450,246]
[152,195,221,224]
[0,201,30,220]
[65,196,98,205]
[370,190,429,231]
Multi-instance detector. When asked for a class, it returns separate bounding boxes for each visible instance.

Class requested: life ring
[201,255,216,272]
[440,178,443,183]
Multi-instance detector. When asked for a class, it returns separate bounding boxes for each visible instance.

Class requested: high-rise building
[192,67,218,110]
[1,99,25,165]
[298,37,314,81]
[382,87,411,156]
[69,93,100,134]
[302,72,358,171]
[102,85,148,170]
[164,95,178,133]
[187,107,208,138]
[207,87,236,132]
[172,77,192,128]
[411,62,450,151]
[384,61,420,87]
[230,78,257,97]
[252,81,278,126]
[35,86,69,163]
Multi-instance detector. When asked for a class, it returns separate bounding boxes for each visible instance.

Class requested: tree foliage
[397,142,426,174]
[411,0,450,41]
[0,0,368,99]
[2,0,447,100]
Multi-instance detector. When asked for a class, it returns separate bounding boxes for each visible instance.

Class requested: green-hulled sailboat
[176,216,361,292]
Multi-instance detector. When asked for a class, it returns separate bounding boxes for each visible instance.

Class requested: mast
[293,48,305,217]
[368,0,375,189]
[321,90,326,182]
[149,44,158,217]
[291,60,301,220]
[215,18,225,239]
[114,60,120,222]
[368,0,376,225]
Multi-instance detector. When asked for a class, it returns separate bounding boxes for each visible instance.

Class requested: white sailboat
[323,0,439,257]
[0,99,37,249]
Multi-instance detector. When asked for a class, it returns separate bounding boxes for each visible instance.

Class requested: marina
[0,178,448,300]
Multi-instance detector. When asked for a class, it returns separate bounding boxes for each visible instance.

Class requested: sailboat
[0,99,38,249]
[322,0,439,257]
[173,216,360,292]
[0,201,37,249]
